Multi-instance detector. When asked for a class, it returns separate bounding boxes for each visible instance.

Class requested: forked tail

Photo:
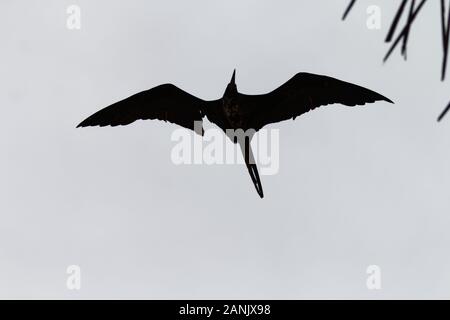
[240,138,264,198]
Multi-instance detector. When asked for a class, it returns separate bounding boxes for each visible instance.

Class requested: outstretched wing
[241,73,393,131]
[77,84,208,133]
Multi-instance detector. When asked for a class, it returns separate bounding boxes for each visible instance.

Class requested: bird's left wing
[77,84,209,134]
[241,72,393,131]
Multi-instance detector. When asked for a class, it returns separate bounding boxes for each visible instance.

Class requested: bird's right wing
[242,72,393,131]
[77,84,209,134]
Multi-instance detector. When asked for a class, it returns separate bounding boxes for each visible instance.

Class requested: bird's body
[220,71,248,130]
[223,102,245,129]
[78,70,393,198]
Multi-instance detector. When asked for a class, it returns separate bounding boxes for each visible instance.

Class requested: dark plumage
[78,70,393,198]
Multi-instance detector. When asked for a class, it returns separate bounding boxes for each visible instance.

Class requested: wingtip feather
[373,91,394,104]
[383,96,394,104]
[76,120,92,128]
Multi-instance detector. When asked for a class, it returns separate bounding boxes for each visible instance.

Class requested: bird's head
[223,69,238,102]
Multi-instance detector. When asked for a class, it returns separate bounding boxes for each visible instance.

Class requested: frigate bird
[77,70,393,198]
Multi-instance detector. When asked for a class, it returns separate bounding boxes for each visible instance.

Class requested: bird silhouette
[77,70,393,198]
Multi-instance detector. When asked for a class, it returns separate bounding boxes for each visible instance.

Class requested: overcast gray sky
[1,0,450,299]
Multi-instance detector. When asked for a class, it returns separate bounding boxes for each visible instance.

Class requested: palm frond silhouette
[342,0,450,120]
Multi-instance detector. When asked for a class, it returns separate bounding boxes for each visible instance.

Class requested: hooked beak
[230,69,236,85]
